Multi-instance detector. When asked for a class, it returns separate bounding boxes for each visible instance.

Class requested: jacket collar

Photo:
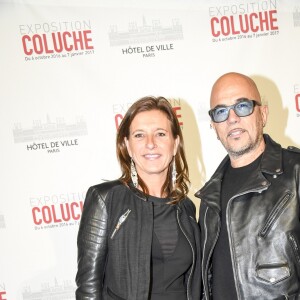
[128,181,186,209]
[195,134,283,212]
[260,134,283,175]
[128,181,148,201]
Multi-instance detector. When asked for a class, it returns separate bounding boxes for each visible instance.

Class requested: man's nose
[227,107,240,123]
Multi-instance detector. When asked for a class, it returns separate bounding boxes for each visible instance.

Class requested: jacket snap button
[275,168,281,173]
[273,175,277,178]
[261,181,267,186]
[270,277,275,283]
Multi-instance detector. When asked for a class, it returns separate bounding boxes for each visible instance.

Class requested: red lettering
[42,206,52,224]
[51,205,62,223]
[22,30,94,55]
[210,10,278,37]
[32,207,42,225]
[32,34,43,54]
[0,291,7,300]
[249,13,259,32]
[296,94,300,112]
[230,16,240,35]
[52,32,63,52]
[115,113,124,130]
[172,107,183,126]
[60,203,71,221]
[22,35,33,55]
[220,16,230,36]
[259,11,270,31]
[83,30,94,49]
[72,31,84,50]
[32,202,83,225]
[63,31,73,51]
[239,15,249,33]
[70,201,83,220]
[269,10,279,30]
[43,34,54,54]
[211,17,220,37]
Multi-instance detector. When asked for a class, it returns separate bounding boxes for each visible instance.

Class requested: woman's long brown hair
[116,96,190,204]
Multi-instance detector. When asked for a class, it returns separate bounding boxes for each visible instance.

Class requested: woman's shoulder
[85,180,124,203]
[180,197,196,214]
[90,179,123,192]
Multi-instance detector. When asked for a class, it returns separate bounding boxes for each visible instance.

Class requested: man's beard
[227,140,256,158]
[225,132,263,159]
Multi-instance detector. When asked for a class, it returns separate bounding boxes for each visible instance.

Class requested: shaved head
[210,72,261,108]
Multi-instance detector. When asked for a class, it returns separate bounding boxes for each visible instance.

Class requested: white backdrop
[0,0,300,298]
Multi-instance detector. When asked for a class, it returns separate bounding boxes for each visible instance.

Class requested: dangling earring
[171,157,177,189]
[131,158,138,188]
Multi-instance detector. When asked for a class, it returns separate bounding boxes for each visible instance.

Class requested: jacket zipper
[176,209,194,300]
[226,187,269,300]
[258,192,292,238]
[288,232,300,264]
[203,207,220,300]
[110,209,131,239]
[226,196,241,300]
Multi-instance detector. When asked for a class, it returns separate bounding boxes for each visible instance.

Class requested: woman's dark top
[148,195,192,300]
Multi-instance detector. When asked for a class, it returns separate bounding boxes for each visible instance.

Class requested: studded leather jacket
[75,180,201,300]
[195,134,300,299]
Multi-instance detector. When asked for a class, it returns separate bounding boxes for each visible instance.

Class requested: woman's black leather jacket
[76,180,201,300]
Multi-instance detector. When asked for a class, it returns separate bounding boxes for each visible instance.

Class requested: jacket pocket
[110,208,131,239]
[256,262,290,284]
[258,192,293,238]
[107,286,126,300]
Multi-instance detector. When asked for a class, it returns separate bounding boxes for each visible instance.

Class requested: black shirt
[148,196,192,300]
[212,155,262,299]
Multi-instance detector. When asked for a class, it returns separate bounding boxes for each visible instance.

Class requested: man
[195,72,300,299]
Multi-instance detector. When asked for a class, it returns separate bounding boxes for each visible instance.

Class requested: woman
[75,96,201,300]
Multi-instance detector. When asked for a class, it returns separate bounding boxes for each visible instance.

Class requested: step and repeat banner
[0,0,299,298]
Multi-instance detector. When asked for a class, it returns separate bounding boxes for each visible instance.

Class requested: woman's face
[125,109,179,183]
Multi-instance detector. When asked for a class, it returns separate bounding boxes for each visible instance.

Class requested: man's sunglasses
[208,98,261,123]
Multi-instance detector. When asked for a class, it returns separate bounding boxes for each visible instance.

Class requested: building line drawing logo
[13,115,88,143]
[0,214,5,229]
[109,16,183,46]
[22,278,75,300]
[293,6,300,27]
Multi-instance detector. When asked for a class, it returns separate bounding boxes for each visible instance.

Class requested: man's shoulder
[282,145,300,165]
[286,145,300,154]
[265,134,300,157]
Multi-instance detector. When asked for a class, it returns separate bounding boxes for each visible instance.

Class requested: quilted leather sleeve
[75,186,108,300]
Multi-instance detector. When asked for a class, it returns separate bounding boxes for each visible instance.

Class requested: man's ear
[261,105,269,127]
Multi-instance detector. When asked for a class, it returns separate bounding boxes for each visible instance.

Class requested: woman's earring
[131,158,138,188]
[171,158,177,189]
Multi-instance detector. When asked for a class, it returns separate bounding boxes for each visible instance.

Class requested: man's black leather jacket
[196,134,300,299]
[76,180,201,300]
